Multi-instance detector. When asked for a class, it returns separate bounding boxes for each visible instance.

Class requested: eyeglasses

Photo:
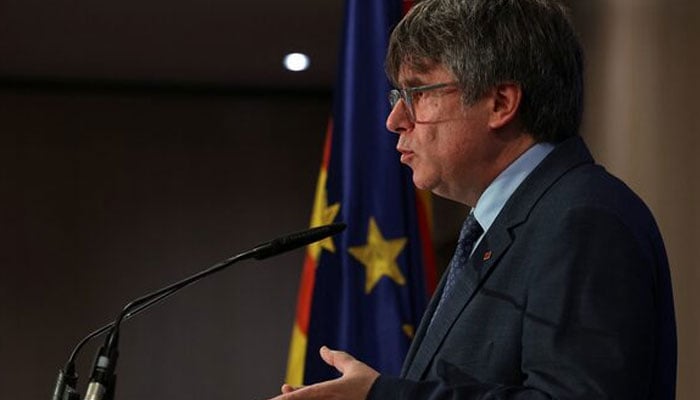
[388,81,458,122]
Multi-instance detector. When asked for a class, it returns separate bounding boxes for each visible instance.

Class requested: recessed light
[283,53,310,72]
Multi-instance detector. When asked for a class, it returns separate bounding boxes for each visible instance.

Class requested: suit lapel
[400,137,595,381]
[403,226,513,380]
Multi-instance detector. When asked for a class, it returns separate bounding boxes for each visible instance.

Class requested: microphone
[72,222,346,400]
[251,222,346,259]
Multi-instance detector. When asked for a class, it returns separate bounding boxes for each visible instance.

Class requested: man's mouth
[398,149,414,163]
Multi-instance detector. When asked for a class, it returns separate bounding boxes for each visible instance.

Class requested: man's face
[386,63,494,205]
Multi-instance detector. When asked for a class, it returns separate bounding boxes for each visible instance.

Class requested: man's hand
[268,346,380,400]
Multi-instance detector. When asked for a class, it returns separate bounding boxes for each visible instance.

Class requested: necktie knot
[457,212,483,250]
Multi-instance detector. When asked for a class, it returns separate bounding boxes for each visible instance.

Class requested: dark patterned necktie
[430,212,484,325]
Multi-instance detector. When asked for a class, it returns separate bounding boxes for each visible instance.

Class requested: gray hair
[386,0,584,143]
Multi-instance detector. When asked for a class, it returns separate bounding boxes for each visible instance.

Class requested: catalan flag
[285,0,435,385]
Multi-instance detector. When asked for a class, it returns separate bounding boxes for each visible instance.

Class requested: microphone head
[253,222,346,260]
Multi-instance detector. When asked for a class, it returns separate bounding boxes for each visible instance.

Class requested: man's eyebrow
[397,77,426,88]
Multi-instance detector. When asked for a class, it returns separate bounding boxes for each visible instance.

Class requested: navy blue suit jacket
[369,136,676,399]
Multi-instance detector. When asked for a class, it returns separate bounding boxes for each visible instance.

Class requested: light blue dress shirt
[471,142,555,251]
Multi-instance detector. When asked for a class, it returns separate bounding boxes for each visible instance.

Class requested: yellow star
[308,169,341,261]
[348,217,407,294]
[402,324,415,339]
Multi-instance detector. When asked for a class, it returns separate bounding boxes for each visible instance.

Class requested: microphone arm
[52,281,196,400]
[52,304,157,400]
[53,252,253,400]
[64,222,346,400]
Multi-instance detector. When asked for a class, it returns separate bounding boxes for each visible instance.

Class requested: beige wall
[573,1,699,398]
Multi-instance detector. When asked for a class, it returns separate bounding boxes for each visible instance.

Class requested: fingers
[271,349,378,400]
[319,345,355,374]
[280,383,298,394]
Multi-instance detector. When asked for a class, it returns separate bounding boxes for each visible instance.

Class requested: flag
[285,0,436,385]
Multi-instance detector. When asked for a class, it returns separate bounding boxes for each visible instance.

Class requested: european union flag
[285,0,436,385]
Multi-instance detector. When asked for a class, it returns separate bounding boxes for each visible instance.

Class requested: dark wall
[0,87,330,399]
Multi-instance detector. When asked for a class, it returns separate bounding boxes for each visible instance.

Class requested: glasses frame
[388,81,459,122]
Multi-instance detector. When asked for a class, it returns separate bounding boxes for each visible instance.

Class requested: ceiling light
[283,53,310,72]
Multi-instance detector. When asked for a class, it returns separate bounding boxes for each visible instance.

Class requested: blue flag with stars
[285,0,436,386]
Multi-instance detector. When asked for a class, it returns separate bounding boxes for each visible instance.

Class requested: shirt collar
[472,142,555,234]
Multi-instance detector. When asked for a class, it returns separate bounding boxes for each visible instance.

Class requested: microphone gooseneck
[68,222,346,400]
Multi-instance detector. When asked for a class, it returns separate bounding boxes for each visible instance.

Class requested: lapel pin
[483,250,492,261]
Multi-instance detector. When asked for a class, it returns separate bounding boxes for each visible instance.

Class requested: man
[270,0,676,398]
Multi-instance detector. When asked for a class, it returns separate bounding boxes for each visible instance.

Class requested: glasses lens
[388,90,401,108]
[388,89,415,121]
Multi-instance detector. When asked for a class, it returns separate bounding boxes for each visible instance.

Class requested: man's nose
[386,100,413,134]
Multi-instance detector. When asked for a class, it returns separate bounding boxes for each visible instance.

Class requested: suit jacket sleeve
[368,205,659,399]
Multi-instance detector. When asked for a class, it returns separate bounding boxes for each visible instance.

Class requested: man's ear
[488,82,522,129]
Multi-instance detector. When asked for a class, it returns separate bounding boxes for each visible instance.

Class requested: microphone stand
[85,247,260,400]
[51,223,346,400]
[52,284,181,400]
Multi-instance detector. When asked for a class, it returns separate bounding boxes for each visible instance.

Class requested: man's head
[386,0,584,143]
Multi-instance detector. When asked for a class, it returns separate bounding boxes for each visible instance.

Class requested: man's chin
[411,175,436,192]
